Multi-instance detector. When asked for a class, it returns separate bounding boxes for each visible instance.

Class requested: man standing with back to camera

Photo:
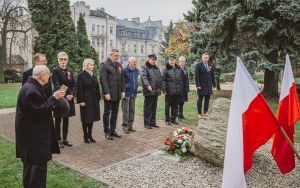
[194,52,216,119]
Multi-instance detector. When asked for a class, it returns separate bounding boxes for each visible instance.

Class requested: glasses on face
[59,58,68,61]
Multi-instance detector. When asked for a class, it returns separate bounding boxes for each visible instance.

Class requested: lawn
[0,83,21,109]
[0,136,107,188]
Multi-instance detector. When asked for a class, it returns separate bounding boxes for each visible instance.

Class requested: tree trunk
[216,77,221,90]
[262,69,279,98]
[0,32,6,83]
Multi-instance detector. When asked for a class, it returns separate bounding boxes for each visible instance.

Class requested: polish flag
[271,54,300,174]
[222,57,279,188]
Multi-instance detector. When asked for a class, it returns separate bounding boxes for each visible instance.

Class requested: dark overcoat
[179,66,190,102]
[52,67,76,117]
[99,58,125,101]
[77,70,101,123]
[162,63,183,96]
[141,61,162,96]
[194,62,216,95]
[15,77,60,164]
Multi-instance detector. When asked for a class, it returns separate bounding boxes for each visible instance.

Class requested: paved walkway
[0,106,194,177]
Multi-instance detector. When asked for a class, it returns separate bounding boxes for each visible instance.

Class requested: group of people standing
[15,49,215,188]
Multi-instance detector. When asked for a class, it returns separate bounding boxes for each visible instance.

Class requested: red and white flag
[222,57,279,188]
[271,54,300,174]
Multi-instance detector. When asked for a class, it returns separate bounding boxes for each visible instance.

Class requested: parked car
[4,69,22,83]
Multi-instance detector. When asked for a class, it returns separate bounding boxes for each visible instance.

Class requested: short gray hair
[128,56,136,62]
[82,58,95,71]
[57,51,68,60]
[32,65,50,79]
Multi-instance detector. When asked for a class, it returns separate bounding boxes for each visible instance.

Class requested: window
[92,37,95,46]
[134,44,137,54]
[92,24,95,32]
[110,40,113,47]
[97,25,100,34]
[101,51,105,61]
[101,39,105,47]
[141,45,144,54]
[97,39,100,47]
[110,26,113,34]
[101,26,105,34]
[122,43,125,52]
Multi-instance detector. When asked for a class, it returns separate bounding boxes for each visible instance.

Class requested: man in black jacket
[16,65,65,188]
[100,49,125,140]
[162,55,182,125]
[141,54,162,129]
[22,53,52,97]
[194,52,216,119]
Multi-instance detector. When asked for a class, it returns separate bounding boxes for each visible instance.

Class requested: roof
[90,9,115,19]
[117,18,164,30]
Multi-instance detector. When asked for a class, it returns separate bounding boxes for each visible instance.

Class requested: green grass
[0,136,107,188]
[0,83,21,109]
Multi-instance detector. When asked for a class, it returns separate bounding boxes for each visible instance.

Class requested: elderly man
[15,65,65,188]
[122,57,139,134]
[141,54,162,129]
[177,56,190,119]
[100,49,125,140]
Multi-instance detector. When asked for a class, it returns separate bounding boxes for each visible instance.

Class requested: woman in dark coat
[177,56,190,119]
[77,59,101,143]
[52,52,75,147]
[15,65,64,188]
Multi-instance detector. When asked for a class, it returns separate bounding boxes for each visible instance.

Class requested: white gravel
[91,144,300,188]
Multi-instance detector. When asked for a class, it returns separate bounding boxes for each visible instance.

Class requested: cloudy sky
[70,0,193,25]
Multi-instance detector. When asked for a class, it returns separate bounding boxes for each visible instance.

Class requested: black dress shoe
[165,121,171,126]
[145,125,152,129]
[88,136,96,143]
[62,140,73,147]
[84,137,90,144]
[111,131,122,138]
[58,142,64,148]
[105,134,114,140]
[152,124,159,128]
[171,121,180,125]
[129,126,136,132]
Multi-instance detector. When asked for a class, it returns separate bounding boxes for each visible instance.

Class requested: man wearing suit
[100,49,125,140]
[22,53,52,97]
[194,52,216,119]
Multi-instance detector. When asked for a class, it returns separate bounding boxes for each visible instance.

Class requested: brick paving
[0,106,194,177]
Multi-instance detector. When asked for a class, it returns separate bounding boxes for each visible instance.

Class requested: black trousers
[103,100,120,135]
[82,122,93,138]
[165,95,180,122]
[143,96,158,126]
[55,117,69,141]
[178,102,184,117]
[197,94,210,114]
[23,161,47,188]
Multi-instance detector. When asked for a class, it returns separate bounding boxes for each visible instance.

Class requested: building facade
[116,17,165,67]
[70,1,117,62]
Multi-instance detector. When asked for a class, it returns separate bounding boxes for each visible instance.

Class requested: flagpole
[278,126,300,160]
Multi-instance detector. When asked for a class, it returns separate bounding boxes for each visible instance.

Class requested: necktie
[204,63,209,72]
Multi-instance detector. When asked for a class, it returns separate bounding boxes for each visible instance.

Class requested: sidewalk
[0,106,194,176]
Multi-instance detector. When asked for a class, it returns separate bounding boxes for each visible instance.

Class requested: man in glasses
[100,49,125,140]
[22,53,52,97]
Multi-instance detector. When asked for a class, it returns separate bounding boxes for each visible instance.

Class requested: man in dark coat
[77,59,101,143]
[22,53,52,97]
[141,54,162,129]
[100,49,125,140]
[52,52,75,147]
[194,52,216,119]
[178,56,190,119]
[162,55,182,125]
[15,65,64,188]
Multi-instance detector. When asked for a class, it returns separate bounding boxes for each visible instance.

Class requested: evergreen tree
[76,13,99,69]
[160,20,174,61]
[185,0,300,97]
[28,0,81,73]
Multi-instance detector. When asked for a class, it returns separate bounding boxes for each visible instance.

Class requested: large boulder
[191,98,230,167]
